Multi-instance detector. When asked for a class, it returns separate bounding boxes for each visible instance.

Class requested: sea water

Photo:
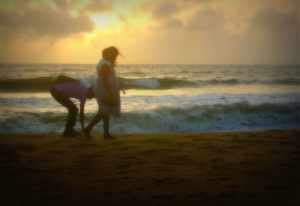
[0,64,299,134]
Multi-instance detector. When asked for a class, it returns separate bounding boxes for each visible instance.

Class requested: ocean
[0,64,299,134]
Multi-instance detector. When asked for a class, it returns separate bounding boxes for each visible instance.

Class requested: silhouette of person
[84,46,122,139]
[50,75,94,137]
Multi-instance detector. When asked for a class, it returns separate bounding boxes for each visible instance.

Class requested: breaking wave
[1,76,299,92]
[1,100,299,134]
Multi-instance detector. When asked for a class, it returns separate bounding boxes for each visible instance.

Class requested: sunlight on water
[0,64,299,134]
[0,93,51,98]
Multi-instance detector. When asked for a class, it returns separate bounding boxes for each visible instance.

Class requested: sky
[0,0,299,64]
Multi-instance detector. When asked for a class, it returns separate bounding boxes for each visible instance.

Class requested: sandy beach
[0,130,299,206]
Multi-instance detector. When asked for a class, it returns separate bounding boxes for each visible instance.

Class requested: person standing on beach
[50,75,95,137]
[83,46,122,139]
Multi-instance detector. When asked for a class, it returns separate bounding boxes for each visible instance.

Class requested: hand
[101,98,117,107]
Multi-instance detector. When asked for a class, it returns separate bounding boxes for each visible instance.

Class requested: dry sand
[0,130,299,206]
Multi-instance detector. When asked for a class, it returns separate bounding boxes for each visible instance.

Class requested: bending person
[84,46,122,139]
[50,75,94,137]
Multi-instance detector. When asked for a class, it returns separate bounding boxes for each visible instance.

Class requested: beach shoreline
[0,130,299,206]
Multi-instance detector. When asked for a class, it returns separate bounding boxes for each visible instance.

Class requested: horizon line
[0,62,299,66]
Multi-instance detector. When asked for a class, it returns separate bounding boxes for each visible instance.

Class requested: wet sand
[0,130,299,206]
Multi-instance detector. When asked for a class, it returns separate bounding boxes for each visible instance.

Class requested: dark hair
[102,46,120,67]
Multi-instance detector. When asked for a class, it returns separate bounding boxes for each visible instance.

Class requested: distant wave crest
[120,77,197,89]
[0,76,299,92]
[0,77,55,92]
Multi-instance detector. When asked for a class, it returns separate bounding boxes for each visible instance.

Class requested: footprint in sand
[219,177,230,181]
[216,149,233,154]
[200,146,215,150]
[153,195,174,200]
[226,184,238,188]
[264,184,289,190]
[30,136,45,139]
[196,172,211,176]
[247,134,259,138]
[244,153,262,157]
[46,151,66,155]
[229,145,245,150]
[118,146,140,150]
[173,142,193,148]
[218,192,238,198]
[119,190,132,194]
[266,149,281,154]
[117,164,131,169]
[17,144,36,152]
[270,129,286,133]
[120,135,132,137]
[291,150,300,155]
[153,177,177,185]
[279,140,298,145]
[156,168,175,172]
[88,153,104,158]
[34,159,57,162]
[186,192,208,198]
[210,158,224,162]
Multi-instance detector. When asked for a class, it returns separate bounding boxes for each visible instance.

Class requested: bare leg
[103,115,117,139]
[51,86,79,137]
[83,113,104,139]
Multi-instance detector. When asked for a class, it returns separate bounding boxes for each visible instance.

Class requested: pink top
[55,82,88,104]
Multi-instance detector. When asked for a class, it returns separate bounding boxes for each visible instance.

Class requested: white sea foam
[0,93,299,134]
[0,64,299,134]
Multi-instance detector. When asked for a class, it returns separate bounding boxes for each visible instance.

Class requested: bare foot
[104,134,117,140]
[71,130,81,136]
[83,128,93,139]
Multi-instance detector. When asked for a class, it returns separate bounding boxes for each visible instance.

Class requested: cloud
[185,7,225,32]
[163,18,183,29]
[52,0,69,11]
[0,8,95,38]
[52,0,83,11]
[250,8,298,33]
[177,0,212,3]
[85,0,113,13]
[152,1,179,19]
[118,13,128,23]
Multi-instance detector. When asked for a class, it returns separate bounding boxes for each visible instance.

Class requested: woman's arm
[119,78,126,95]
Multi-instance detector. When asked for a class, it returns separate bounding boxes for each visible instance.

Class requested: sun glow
[0,0,298,64]
[89,13,119,30]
